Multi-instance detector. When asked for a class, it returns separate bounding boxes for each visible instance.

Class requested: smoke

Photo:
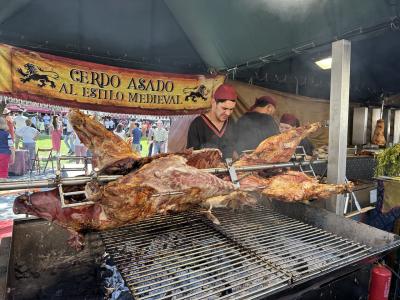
[240,0,327,22]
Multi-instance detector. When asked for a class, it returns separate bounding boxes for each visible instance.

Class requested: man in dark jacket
[279,113,315,156]
[187,83,237,158]
[235,95,280,154]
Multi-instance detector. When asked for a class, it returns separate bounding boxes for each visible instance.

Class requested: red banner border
[0,91,207,116]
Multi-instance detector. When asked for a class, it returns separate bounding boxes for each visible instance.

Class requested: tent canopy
[0,0,399,103]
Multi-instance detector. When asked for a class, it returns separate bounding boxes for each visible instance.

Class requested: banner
[0,44,225,115]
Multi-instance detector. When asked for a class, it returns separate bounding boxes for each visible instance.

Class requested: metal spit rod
[0,159,327,191]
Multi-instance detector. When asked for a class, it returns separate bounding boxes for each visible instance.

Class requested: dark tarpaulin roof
[0,0,399,102]
[0,0,208,73]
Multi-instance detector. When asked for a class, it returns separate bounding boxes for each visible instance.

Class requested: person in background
[279,113,315,156]
[114,123,126,140]
[132,122,142,155]
[43,113,51,135]
[16,119,39,169]
[141,121,147,138]
[49,115,63,157]
[2,108,15,142]
[147,124,156,156]
[104,116,115,131]
[14,110,28,148]
[63,116,75,154]
[235,95,279,154]
[153,120,168,154]
[0,117,15,178]
[30,113,38,129]
[37,114,44,133]
[187,83,237,158]
[73,132,87,164]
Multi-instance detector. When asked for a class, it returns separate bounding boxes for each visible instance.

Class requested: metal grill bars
[101,213,290,300]
[211,208,371,280]
[101,208,371,300]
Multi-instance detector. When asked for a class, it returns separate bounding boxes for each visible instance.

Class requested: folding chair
[31,148,55,175]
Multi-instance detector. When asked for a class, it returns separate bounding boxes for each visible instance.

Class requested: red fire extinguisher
[369,265,392,300]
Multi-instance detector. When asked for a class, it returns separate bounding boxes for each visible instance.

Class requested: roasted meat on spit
[68,110,224,173]
[12,110,351,250]
[14,156,257,249]
[239,171,353,201]
[371,119,386,146]
[68,110,321,172]
[68,110,140,174]
[234,122,322,166]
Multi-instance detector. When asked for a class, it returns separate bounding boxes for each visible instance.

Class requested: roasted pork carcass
[13,189,113,249]
[14,155,256,249]
[69,109,223,173]
[372,119,386,146]
[238,171,353,202]
[85,156,255,217]
[234,122,321,166]
[68,110,140,174]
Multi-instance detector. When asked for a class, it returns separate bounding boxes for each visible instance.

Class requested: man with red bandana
[187,83,237,158]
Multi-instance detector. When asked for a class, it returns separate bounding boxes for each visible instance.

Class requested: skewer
[0,159,327,191]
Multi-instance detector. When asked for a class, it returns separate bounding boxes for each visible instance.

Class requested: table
[8,150,30,176]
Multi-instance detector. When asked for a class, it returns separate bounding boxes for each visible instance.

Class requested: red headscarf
[280,113,300,127]
[213,84,237,101]
[250,95,277,110]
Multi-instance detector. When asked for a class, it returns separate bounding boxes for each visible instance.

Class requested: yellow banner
[0,44,225,115]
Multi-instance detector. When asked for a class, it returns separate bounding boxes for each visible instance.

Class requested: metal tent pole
[326,39,351,215]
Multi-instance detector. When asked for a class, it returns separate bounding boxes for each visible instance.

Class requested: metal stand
[225,158,240,188]
[294,146,316,178]
[56,155,91,176]
[57,167,97,208]
[343,176,362,215]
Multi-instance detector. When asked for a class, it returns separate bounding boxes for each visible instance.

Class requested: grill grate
[210,208,371,283]
[100,208,371,300]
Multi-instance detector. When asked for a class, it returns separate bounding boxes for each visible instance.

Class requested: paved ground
[1,161,92,222]
[0,172,52,221]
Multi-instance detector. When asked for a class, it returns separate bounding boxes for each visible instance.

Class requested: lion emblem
[183,85,209,102]
[16,63,59,88]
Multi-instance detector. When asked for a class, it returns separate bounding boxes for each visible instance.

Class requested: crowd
[0,108,170,178]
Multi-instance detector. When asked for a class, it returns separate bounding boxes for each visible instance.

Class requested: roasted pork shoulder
[239,171,353,202]
[234,122,321,166]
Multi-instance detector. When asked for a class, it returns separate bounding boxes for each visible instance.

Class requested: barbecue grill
[2,198,400,299]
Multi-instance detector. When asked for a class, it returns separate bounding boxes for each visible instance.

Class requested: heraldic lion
[183,84,209,102]
[16,63,59,88]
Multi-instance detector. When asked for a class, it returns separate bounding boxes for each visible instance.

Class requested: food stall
[1,0,400,299]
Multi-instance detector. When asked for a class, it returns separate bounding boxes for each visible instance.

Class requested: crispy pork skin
[234,123,321,166]
[69,110,224,173]
[239,171,353,202]
[85,155,256,221]
[372,119,386,146]
[14,156,256,249]
[68,109,140,174]
[13,189,114,249]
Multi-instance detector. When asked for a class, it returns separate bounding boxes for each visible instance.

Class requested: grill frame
[4,199,400,300]
[100,199,400,300]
